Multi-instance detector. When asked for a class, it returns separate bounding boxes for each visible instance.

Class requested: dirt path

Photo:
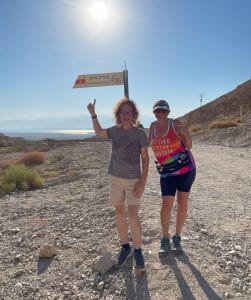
[0,142,250,299]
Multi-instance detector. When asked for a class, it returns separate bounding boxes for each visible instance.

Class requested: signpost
[73,70,129,97]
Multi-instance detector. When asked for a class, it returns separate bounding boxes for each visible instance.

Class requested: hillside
[178,79,251,147]
[179,79,251,127]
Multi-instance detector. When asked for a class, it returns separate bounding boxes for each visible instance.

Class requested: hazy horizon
[1,0,251,129]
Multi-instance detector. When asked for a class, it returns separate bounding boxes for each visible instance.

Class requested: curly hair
[113,97,139,125]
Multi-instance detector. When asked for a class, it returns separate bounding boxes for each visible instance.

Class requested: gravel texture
[0,141,250,300]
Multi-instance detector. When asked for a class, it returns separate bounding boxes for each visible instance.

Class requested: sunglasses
[119,110,133,115]
[154,109,168,113]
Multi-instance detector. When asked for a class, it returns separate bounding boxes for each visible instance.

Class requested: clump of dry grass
[48,170,60,178]
[18,151,45,166]
[189,124,203,132]
[50,153,64,163]
[0,159,20,170]
[0,165,44,196]
[208,119,238,129]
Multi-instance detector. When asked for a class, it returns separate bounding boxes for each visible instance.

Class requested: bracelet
[91,115,97,119]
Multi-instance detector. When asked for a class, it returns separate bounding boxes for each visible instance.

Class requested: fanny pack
[155,151,191,175]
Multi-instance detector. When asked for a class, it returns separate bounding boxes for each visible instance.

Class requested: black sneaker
[173,235,182,254]
[159,238,171,257]
[114,247,133,268]
[134,250,145,270]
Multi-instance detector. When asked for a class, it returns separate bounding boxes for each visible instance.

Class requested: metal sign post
[123,69,129,98]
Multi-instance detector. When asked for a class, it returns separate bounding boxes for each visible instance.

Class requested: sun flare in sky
[90,1,109,22]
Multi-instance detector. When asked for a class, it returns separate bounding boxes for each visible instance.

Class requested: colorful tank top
[150,119,196,176]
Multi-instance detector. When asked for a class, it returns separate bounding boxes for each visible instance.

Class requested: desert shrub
[189,124,203,132]
[50,153,64,163]
[0,158,20,169]
[18,151,45,166]
[208,119,238,129]
[0,165,44,196]
[0,147,17,154]
[14,145,25,152]
[48,170,59,178]
[67,169,79,177]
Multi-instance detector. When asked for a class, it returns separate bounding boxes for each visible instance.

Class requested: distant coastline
[1,129,95,141]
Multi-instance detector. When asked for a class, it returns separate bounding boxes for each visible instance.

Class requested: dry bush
[208,119,238,129]
[189,124,203,132]
[0,159,20,170]
[0,165,44,196]
[18,151,45,166]
[48,170,59,178]
[50,153,64,163]
[67,169,79,177]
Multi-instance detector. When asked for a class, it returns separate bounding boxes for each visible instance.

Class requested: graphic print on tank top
[150,119,195,176]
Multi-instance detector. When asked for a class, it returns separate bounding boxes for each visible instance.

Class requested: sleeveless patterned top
[150,119,196,176]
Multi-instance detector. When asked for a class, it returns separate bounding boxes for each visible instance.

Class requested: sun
[90,1,109,22]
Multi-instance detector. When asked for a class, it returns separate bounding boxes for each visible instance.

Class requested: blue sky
[1,0,251,130]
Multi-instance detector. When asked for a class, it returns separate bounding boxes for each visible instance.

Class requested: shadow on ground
[37,257,54,275]
[159,252,221,300]
[120,256,151,300]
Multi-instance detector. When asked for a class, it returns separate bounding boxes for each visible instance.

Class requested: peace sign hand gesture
[87,99,96,116]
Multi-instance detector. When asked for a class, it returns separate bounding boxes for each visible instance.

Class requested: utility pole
[200,92,204,106]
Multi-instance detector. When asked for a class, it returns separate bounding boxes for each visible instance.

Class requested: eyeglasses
[154,109,168,113]
[119,110,133,115]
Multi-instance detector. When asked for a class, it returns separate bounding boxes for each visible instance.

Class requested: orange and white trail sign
[73,72,124,88]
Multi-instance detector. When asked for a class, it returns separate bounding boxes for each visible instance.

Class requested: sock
[134,248,142,254]
[122,243,131,251]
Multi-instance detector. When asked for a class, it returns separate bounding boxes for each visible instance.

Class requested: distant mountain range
[1,79,251,133]
[0,115,114,131]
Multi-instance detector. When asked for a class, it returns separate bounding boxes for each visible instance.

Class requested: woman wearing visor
[149,100,196,255]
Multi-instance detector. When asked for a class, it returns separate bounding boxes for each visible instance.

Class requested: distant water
[2,129,95,141]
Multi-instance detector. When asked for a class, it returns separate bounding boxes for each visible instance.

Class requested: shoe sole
[133,267,147,278]
[133,266,146,272]
[158,249,171,257]
[173,248,183,255]
[159,251,168,257]
[114,249,133,269]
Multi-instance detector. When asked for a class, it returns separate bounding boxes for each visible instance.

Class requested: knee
[128,211,139,224]
[115,206,126,217]
[177,199,188,209]
[161,202,173,213]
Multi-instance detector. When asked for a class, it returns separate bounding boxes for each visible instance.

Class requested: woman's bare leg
[161,196,175,238]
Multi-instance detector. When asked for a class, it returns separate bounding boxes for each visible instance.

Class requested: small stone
[11,228,21,234]
[234,245,242,251]
[227,250,237,256]
[96,281,105,291]
[235,292,242,297]
[39,244,58,258]
[15,282,23,289]
[94,252,114,274]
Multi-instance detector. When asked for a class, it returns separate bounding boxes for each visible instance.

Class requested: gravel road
[0,141,250,299]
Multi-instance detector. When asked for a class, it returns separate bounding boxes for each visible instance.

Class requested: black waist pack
[155,151,191,175]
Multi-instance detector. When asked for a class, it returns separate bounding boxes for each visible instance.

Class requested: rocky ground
[190,124,251,148]
[0,141,250,300]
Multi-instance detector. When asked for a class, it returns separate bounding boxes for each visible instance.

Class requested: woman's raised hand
[87,99,96,116]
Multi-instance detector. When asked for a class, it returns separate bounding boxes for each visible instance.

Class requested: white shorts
[109,175,141,206]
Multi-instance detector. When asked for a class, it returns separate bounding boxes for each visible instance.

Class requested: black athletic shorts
[160,169,196,196]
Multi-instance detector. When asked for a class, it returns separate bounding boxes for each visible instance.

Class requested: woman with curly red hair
[87,97,149,271]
